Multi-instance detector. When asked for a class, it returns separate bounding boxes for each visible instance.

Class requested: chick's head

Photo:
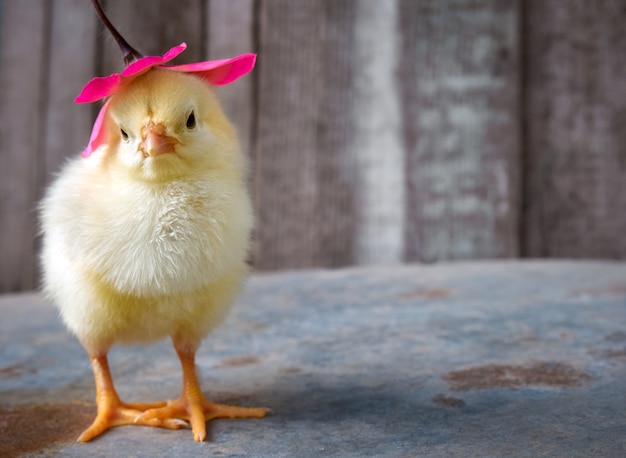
[100,68,241,182]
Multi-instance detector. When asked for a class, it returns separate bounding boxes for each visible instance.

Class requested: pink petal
[74,74,121,104]
[75,43,188,103]
[121,43,187,76]
[121,55,164,76]
[81,100,110,158]
[166,53,256,85]
[161,43,187,61]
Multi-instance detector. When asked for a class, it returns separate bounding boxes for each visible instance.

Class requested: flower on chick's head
[75,42,256,157]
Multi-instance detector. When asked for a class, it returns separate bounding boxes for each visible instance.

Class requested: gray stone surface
[1,261,625,457]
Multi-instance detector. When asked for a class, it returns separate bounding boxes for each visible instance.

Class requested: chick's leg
[137,346,270,442]
[78,354,184,442]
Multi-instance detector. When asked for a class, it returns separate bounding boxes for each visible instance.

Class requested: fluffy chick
[40,68,268,442]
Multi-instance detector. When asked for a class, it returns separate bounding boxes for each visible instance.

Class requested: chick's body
[40,69,267,442]
[42,162,249,350]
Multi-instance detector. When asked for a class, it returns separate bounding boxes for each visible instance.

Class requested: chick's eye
[186,111,196,130]
[120,128,129,141]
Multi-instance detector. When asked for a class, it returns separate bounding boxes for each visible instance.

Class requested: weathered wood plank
[254,0,326,269]
[42,0,98,178]
[312,0,358,267]
[99,0,205,76]
[0,0,50,292]
[523,0,626,258]
[254,0,361,269]
[348,0,406,264]
[400,0,521,262]
[206,0,254,159]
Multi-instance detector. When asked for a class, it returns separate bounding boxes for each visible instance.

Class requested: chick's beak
[141,121,178,157]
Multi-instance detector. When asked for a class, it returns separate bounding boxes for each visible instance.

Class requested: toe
[77,420,108,442]
[134,404,186,426]
[206,403,271,420]
[123,400,168,411]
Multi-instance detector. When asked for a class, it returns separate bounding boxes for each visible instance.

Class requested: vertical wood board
[0,0,49,291]
[348,0,406,264]
[400,0,521,262]
[206,0,255,160]
[100,0,205,77]
[524,0,626,258]
[312,0,359,267]
[43,0,98,177]
[254,0,326,269]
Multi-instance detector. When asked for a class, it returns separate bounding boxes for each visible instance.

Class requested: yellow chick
[39,67,269,442]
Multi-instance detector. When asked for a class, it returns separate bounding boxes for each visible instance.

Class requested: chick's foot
[78,354,184,442]
[136,395,270,442]
[136,347,270,441]
[78,397,184,442]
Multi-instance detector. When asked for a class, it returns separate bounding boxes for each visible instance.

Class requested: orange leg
[136,347,270,442]
[78,354,185,442]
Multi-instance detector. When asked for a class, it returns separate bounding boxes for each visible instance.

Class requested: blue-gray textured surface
[0,261,625,457]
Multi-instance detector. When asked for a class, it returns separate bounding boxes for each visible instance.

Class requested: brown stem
[91,0,143,65]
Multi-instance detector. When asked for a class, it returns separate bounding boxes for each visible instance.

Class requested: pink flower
[75,42,255,103]
[76,43,256,157]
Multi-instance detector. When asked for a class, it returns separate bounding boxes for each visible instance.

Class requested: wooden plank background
[1,0,625,293]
